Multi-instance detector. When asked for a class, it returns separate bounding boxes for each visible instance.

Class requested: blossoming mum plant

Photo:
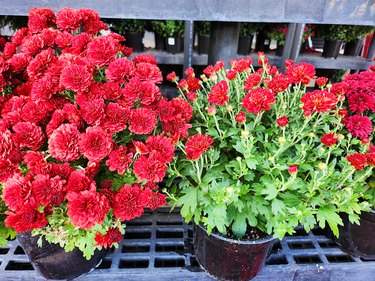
[0,7,192,258]
[166,54,373,239]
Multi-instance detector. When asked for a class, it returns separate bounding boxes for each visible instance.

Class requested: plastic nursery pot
[17,232,107,280]
[255,31,270,53]
[125,31,145,52]
[154,33,166,51]
[300,41,307,54]
[193,224,275,281]
[336,210,375,260]
[343,39,364,56]
[322,39,343,59]
[198,34,210,55]
[165,36,184,54]
[237,35,253,55]
[275,43,284,57]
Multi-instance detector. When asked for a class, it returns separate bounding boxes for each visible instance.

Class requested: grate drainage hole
[266,254,288,265]
[155,242,184,252]
[294,255,322,264]
[156,220,183,225]
[5,261,33,270]
[124,231,151,239]
[270,241,282,253]
[126,220,152,226]
[189,256,200,267]
[14,246,25,254]
[122,244,150,253]
[318,241,339,248]
[96,258,112,269]
[156,229,183,238]
[0,248,9,255]
[326,255,354,263]
[155,257,185,268]
[288,242,314,249]
[119,258,149,268]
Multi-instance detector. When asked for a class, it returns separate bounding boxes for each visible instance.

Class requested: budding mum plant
[0,8,191,258]
[167,54,374,239]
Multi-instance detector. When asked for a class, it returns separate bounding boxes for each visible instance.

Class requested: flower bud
[236,157,242,162]
[210,74,218,82]
[361,138,370,145]
[337,134,344,140]
[318,162,326,170]
[241,130,249,137]
[308,133,315,138]
[200,74,208,82]
[226,104,233,111]
[207,104,216,115]
[276,116,288,127]
[278,136,286,144]
[166,71,177,82]
[187,91,197,102]
[178,79,188,91]
[338,108,348,117]
[288,165,298,175]
[235,112,246,124]
[226,186,234,193]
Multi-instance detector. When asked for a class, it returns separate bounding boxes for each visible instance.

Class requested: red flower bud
[235,112,246,124]
[276,116,288,127]
[178,79,188,91]
[187,91,197,102]
[185,67,195,78]
[338,108,348,117]
[316,77,328,88]
[167,71,177,82]
[226,69,237,81]
[288,165,298,174]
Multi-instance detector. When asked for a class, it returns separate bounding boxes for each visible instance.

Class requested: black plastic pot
[237,35,254,55]
[322,39,343,59]
[255,31,270,53]
[197,34,210,55]
[275,43,284,57]
[125,31,144,52]
[343,39,364,56]
[194,224,275,281]
[154,33,166,51]
[165,36,184,54]
[336,211,375,260]
[300,41,307,54]
[17,232,107,280]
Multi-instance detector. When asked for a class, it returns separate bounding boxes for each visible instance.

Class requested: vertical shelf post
[183,20,194,72]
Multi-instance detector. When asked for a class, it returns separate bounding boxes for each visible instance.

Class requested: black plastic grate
[0,207,374,280]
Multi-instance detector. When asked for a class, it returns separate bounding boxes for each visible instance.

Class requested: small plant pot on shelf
[336,211,375,260]
[193,224,275,281]
[165,36,184,54]
[300,41,307,54]
[237,35,253,55]
[275,43,284,57]
[322,40,343,59]
[343,39,364,56]
[125,31,144,52]
[154,33,166,51]
[197,34,210,55]
[17,232,107,280]
[255,31,270,53]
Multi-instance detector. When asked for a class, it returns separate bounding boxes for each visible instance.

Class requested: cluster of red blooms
[0,8,192,249]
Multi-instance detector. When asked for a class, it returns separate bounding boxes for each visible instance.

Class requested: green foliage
[107,19,147,34]
[240,23,265,36]
[195,21,210,36]
[151,20,184,37]
[266,24,288,45]
[315,24,374,42]
[344,25,375,42]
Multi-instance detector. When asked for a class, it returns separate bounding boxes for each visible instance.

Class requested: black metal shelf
[297,54,373,70]
[1,208,375,280]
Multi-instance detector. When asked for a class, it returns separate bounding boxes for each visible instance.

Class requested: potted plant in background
[166,55,373,281]
[255,24,271,53]
[333,66,375,259]
[237,23,263,55]
[316,24,347,59]
[343,25,375,56]
[0,7,189,280]
[163,20,185,54]
[107,19,147,52]
[194,21,210,55]
[300,24,314,54]
[151,20,167,51]
[266,23,288,56]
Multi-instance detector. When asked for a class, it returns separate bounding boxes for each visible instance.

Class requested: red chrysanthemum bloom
[20,34,45,57]
[242,88,275,114]
[0,129,16,158]
[113,184,149,221]
[276,116,289,127]
[139,82,161,105]
[233,58,252,72]
[86,36,119,67]
[170,97,193,122]
[80,98,105,126]
[65,169,93,193]
[12,122,44,151]
[344,115,373,139]
[3,174,36,212]
[301,90,338,116]
[187,77,201,92]
[268,74,290,93]
[30,77,57,101]
[185,67,195,78]
[100,103,130,133]
[0,159,20,182]
[186,91,197,102]
[226,69,237,81]
[60,64,93,93]
[133,54,158,65]
[32,175,64,206]
[28,7,56,33]
[330,82,349,96]
[106,146,133,175]
[320,133,338,147]
[128,108,157,135]
[346,153,367,170]
[156,98,176,122]
[5,209,48,233]
[316,77,328,88]
[48,124,81,162]
[9,53,32,74]
[148,191,166,210]
[133,153,167,182]
[208,80,229,106]
[235,112,246,124]
[185,134,213,160]
[20,100,51,124]
[286,62,316,85]
[95,227,123,249]
[347,92,374,114]
[135,62,163,84]
[67,190,110,229]
[79,126,114,162]
[145,135,175,163]
[56,7,81,32]
[366,149,375,166]
[105,58,135,83]
[166,71,177,82]
[23,151,49,175]
[244,73,262,91]
[26,48,56,81]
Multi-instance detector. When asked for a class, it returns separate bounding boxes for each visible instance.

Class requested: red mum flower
[244,73,262,91]
[346,153,367,170]
[366,149,375,166]
[185,134,213,160]
[178,79,188,91]
[133,54,158,65]
[148,191,166,210]
[145,135,175,163]
[12,122,44,151]
[65,170,93,193]
[48,124,81,162]
[27,48,56,81]
[20,101,51,124]
[56,8,81,32]
[60,64,93,93]
[162,120,192,141]
[9,53,32,74]
[79,126,114,162]
[268,74,290,93]
[28,7,55,33]
[0,129,16,158]
[5,209,48,232]
[226,69,237,81]
[139,82,161,105]
[105,57,135,83]
[105,146,133,175]
[20,34,44,57]
[235,112,246,124]
[80,98,105,126]
[344,115,373,139]
[187,77,201,92]
[185,67,195,78]
[3,174,36,212]
[113,184,149,221]
[100,103,130,133]
[330,82,349,96]
[208,80,229,106]
[286,62,315,85]
[2,96,28,125]
[95,227,123,249]
[170,97,193,122]
[316,77,328,88]
[23,151,49,175]
[129,108,157,135]
[301,90,338,116]
[32,175,64,206]
[86,36,119,67]
[67,190,110,229]
[135,62,163,84]
[233,58,252,72]
[50,163,74,181]
[30,77,57,101]
[166,71,177,82]
[320,133,338,147]
[276,116,289,127]
[133,153,167,182]
[347,92,375,114]
[242,88,275,114]
[0,159,20,182]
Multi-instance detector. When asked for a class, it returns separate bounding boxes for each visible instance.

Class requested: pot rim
[196,224,275,245]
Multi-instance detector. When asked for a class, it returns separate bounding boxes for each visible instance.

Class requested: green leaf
[271,199,285,214]
[178,188,198,221]
[233,141,245,154]
[246,212,258,227]
[245,157,258,170]
[317,206,343,237]
[232,212,247,238]
[261,185,278,200]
